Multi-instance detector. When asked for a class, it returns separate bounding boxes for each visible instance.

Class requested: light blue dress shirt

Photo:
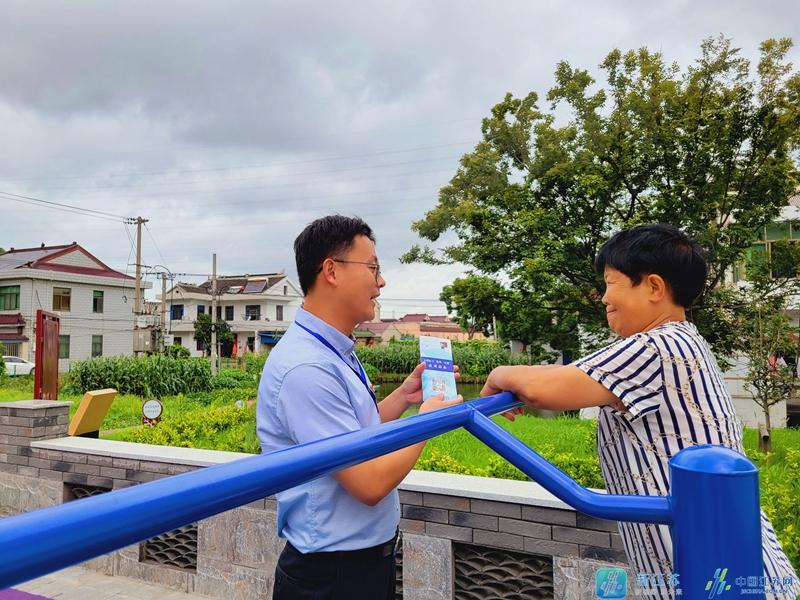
[256,307,400,552]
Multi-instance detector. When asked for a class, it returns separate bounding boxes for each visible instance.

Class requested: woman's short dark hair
[595,224,708,307]
[294,215,375,295]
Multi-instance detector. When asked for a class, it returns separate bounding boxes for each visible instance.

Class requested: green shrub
[244,351,269,375]
[210,375,240,389]
[118,403,255,448]
[416,450,481,475]
[70,355,212,397]
[356,340,540,378]
[416,447,604,489]
[164,345,191,359]
[752,448,800,569]
[211,368,257,389]
[362,363,379,381]
[0,354,6,386]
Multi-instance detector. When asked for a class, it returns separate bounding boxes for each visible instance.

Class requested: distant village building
[356,312,488,344]
[0,243,149,370]
[160,273,302,357]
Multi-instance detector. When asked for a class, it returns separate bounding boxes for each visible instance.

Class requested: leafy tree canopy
[404,36,800,358]
[193,313,234,354]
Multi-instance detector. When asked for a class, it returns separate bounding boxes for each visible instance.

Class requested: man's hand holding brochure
[419,335,460,402]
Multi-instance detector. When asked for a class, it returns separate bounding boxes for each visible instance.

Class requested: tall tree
[193,313,234,355]
[404,37,800,359]
[439,274,506,339]
[733,239,800,451]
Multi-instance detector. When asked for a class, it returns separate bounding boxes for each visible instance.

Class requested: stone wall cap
[31,437,250,466]
[31,438,606,513]
[0,400,72,409]
[401,469,606,512]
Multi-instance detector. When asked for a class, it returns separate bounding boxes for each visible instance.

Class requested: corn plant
[70,355,212,397]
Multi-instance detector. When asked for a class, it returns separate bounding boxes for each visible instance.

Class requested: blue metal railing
[0,392,765,599]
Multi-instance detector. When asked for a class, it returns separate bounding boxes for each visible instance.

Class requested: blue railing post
[670,445,765,600]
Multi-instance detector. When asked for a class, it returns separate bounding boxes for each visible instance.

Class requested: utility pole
[133,217,148,316]
[126,216,149,355]
[160,273,167,352]
[211,253,217,375]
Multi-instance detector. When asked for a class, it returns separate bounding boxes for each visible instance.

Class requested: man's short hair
[294,215,375,295]
[595,224,708,308]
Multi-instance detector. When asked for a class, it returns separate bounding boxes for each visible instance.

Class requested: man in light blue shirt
[257,215,462,600]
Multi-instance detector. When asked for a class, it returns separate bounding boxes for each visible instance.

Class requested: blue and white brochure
[420,335,458,401]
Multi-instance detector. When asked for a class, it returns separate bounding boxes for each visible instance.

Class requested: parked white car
[3,356,35,376]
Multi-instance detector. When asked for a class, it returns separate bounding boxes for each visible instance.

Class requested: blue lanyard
[295,321,377,407]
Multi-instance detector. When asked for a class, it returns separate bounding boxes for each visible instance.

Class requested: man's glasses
[330,259,381,282]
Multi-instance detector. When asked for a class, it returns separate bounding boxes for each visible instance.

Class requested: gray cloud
[1,0,798,314]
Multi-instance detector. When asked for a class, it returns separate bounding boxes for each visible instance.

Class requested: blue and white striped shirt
[575,320,798,599]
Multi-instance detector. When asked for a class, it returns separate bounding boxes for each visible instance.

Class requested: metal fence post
[670,445,765,599]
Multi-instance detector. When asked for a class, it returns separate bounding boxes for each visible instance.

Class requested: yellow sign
[68,389,117,436]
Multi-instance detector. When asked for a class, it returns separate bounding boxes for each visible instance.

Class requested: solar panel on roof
[242,280,267,294]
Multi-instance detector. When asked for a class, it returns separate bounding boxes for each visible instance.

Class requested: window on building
[283,285,287,295]
[216,305,222,320]
[196,339,205,352]
[91,335,103,358]
[736,224,800,282]
[174,336,183,346]
[0,285,20,310]
[93,290,104,314]
[225,306,234,321]
[171,304,184,320]
[53,287,71,312]
[245,305,261,321]
[276,305,284,321]
[197,304,205,317]
[59,335,70,359]
[247,337,255,352]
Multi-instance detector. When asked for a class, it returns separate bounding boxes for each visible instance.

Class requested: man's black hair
[294,215,375,295]
[595,224,708,308]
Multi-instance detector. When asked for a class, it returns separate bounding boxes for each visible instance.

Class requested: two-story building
[160,273,302,357]
[0,243,149,371]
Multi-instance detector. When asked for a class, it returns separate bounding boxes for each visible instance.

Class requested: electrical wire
[1,141,477,182]
[0,192,127,223]
[27,152,467,191]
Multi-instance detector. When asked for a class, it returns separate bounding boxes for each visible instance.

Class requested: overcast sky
[2,1,798,317]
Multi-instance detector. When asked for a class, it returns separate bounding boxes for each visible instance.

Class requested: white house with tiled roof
[0,243,150,370]
[160,273,302,357]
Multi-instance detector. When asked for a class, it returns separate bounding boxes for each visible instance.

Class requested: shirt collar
[294,306,356,356]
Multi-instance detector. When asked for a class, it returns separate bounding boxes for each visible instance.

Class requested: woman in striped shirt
[482,224,798,599]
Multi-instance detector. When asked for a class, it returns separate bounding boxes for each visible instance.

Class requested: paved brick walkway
[8,566,212,600]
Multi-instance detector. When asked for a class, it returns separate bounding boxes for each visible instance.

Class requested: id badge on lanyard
[295,322,378,407]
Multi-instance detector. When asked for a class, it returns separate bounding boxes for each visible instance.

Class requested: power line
[38,166,454,201]
[1,141,476,182]
[0,192,127,223]
[0,190,127,219]
[144,223,168,267]
[32,154,460,192]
